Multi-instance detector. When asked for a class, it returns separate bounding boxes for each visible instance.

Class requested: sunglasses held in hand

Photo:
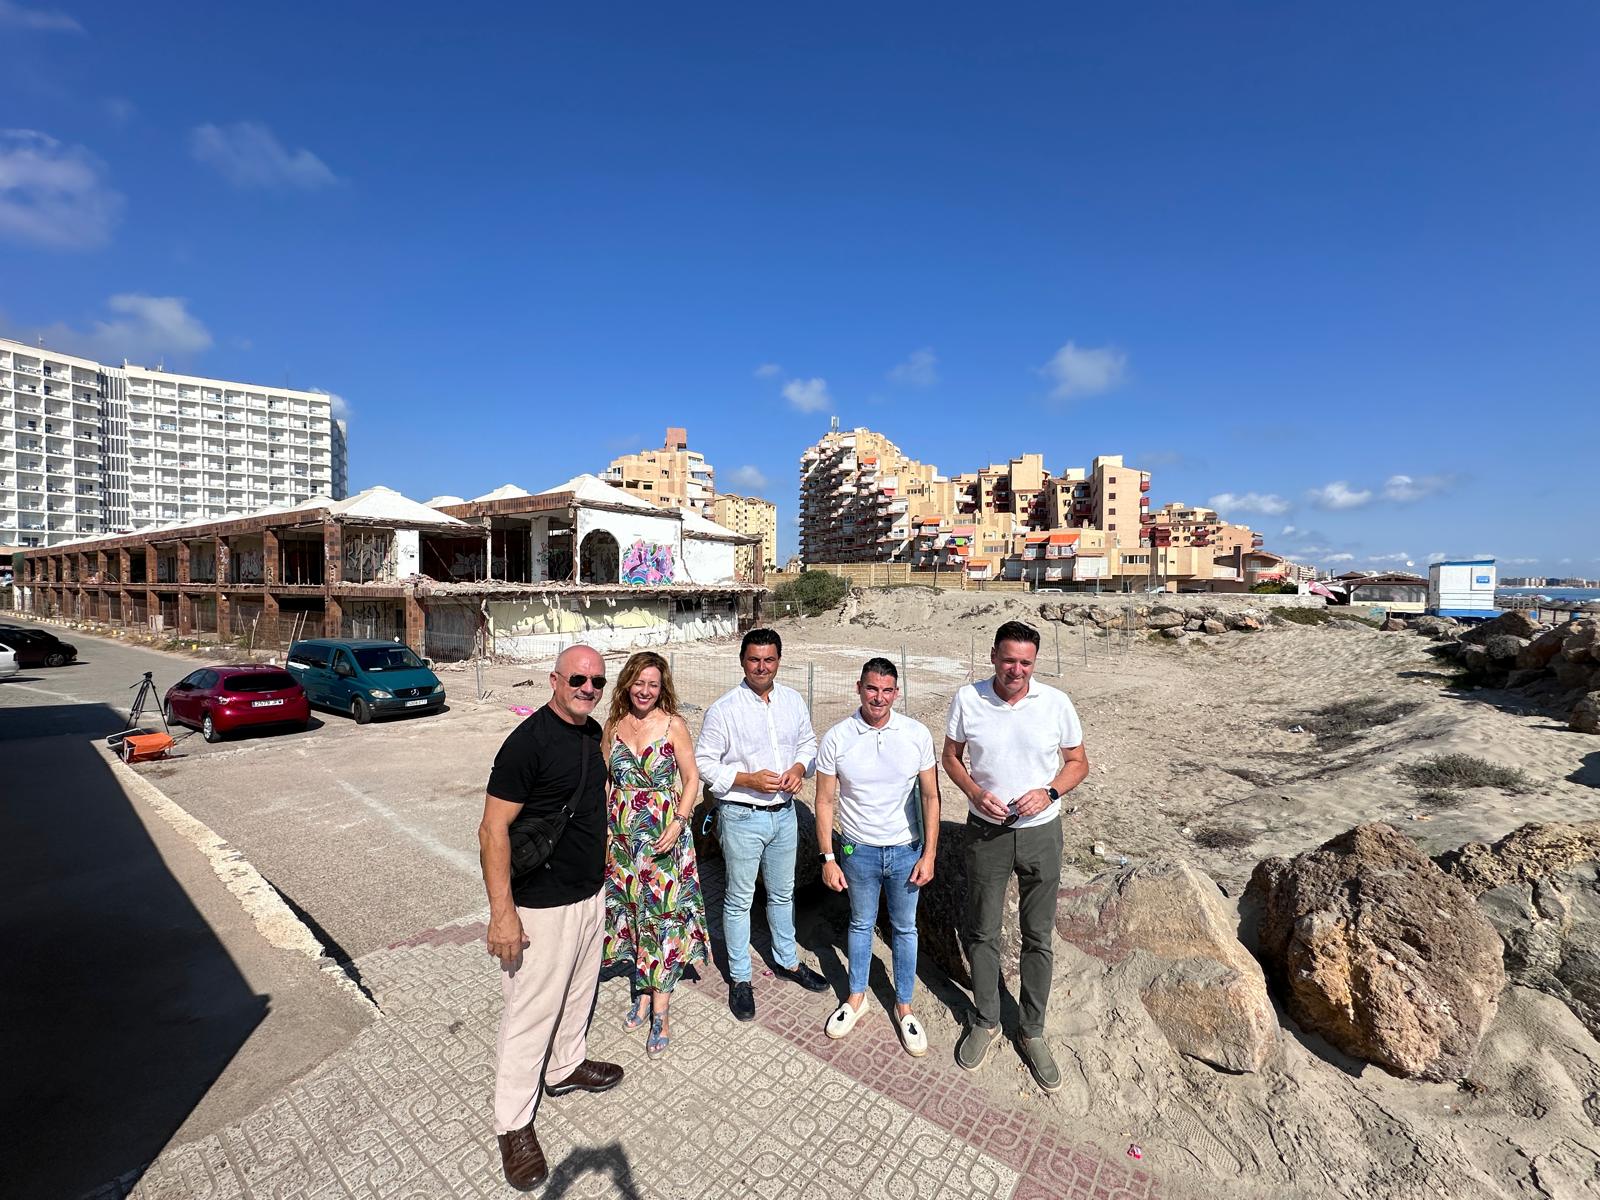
[566,674,607,689]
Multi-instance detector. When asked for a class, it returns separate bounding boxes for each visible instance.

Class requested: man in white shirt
[815,657,940,1056]
[942,620,1088,1093]
[696,628,828,1021]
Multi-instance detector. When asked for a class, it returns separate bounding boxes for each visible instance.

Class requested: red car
[163,664,311,743]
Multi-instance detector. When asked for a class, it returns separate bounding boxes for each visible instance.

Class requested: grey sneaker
[1018,1036,1062,1093]
[955,1022,1001,1071]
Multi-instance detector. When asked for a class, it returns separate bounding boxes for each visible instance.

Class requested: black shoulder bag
[508,730,594,879]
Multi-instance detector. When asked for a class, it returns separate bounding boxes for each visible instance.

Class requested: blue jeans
[839,840,922,1005]
[716,802,798,983]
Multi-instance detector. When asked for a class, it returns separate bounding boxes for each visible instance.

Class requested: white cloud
[1307,481,1373,510]
[783,377,832,413]
[887,347,938,388]
[1293,544,1336,556]
[1040,340,1126,399]
[1280,525,1298,537]
[1383,473,1451,502]
[1501,557,1539,566]
[1426,551,1448,564]
[0,1,84,32]
[1209,491,1291,517]
[16,293,213,363]
[753,362,782,379]
[190,121,339,190]
[1325,553,1356,563]
[1366,552,1413,565]
[725,464,769,491]
[0,130,122,249]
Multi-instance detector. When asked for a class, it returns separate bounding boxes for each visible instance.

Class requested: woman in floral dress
[600,651,710,1056]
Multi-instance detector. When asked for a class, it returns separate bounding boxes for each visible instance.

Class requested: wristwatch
[820,852,835,863]
[1047,786,1061,802]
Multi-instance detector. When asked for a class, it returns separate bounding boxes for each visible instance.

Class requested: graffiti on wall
[343,532,395,583]
[232,546,264,583]
[621,540,674,585]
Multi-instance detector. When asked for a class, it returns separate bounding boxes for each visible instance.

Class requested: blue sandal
[646,1013,670,1057]
[624,995,649,1032]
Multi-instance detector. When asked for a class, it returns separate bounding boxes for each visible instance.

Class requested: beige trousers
[492,887,605,1133]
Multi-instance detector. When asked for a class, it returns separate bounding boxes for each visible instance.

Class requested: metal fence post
[1054,623,1062,676]
[807,661,815,717]
[900,644,909,710]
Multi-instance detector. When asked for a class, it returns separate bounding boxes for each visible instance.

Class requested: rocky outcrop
[1147,611,1185,630]
[1244,823,1504,1081]
[1408,615,1463,640]
[1425,615,1600,732]
[1478,865,1600,1042]
[1035,600,1298,639]
[1459,608,1542,645]
[1574,692,1600,735]
[1438,821,1600,895]
[1058,861,1277,1073]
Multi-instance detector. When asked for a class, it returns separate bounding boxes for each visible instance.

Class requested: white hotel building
[2,336,347,548]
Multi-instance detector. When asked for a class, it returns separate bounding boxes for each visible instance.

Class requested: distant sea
[1498,586,1600,604]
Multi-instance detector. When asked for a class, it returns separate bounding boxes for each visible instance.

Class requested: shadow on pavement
[0,703,267,1197]
[544,1142,642,1199]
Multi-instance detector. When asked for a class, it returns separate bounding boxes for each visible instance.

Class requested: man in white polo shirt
[942,620,1087,1092]
[814,657,940,1056]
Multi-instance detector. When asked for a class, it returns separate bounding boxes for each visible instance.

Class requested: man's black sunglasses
[565,673,607,689]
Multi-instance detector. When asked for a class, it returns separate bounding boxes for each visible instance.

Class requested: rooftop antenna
[829,415,839,431]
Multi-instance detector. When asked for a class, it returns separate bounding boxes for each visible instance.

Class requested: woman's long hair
[603,650,680,745]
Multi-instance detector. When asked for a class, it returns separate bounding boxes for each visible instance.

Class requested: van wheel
[352,697,372,725]
[202,713,222,743]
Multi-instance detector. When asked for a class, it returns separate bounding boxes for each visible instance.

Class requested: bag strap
[563,727,592,817]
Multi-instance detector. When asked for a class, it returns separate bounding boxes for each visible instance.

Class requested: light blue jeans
[839,840,922,1005]
[716,802,798,983]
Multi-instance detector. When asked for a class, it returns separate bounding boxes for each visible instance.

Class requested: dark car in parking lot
[285,638,445,724]
[163,664,311,743]
[0,625,79,668]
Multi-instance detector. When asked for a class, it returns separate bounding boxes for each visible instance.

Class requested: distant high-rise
[712,492,778,578]
[2,336,348,548]
[603,426,715,515]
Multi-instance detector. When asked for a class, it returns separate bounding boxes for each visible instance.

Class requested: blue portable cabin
[1427,558,1497,620]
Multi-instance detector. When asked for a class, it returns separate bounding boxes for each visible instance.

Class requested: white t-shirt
[944,677,1083,828]
[815,709,937,847]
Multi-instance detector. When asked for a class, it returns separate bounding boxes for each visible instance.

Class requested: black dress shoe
[497,1121,548,1191]
[542,1059,624,1097]
[730,980,756,1021]
[774,962,830,992]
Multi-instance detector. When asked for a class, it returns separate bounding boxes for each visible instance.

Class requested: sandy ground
[632,589,1600,1200]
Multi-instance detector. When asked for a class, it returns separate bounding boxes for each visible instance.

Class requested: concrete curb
[99,742,382,1014]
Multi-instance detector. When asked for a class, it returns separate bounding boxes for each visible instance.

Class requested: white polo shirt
[944,677,1083,829]
[816,709,936,847]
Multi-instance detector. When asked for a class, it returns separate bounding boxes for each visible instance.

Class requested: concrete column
[177,541,191,585]
[144,545,157,587]
[323,520,342,587]
[216,537,230,587]
[117,548,130,585]
[324,595,342,639]
[217,592,231,640]
[263,527,279,586]
[178,591,193,636]
[404,592,425,654]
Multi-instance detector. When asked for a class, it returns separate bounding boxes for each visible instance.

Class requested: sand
[650,588,1600,1200]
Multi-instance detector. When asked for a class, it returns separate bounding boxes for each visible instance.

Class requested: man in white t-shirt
[942,620,1087,1093]
[814,657,941,1057]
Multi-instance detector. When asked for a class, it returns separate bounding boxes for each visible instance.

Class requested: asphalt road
[2,618,506,958]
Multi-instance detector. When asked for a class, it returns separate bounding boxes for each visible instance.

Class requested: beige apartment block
[1148,502,1262,557]
[798,424,952,563]
[603,426,716,515]
[713,492,778,578]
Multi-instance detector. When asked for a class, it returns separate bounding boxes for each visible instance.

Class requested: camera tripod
[107,671,170,748]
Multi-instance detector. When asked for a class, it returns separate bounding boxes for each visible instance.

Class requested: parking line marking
[334,779,478,874]
[2,681,88,702]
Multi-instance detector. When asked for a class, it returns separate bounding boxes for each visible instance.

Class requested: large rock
[1224,612,1264,632]
[1570,693,1600,735]
[1561,620,1598,664]
[1437,821,1600,894]
[1478,864,1600,1042]
[1517,627,1568,670]
[1147,611,1185,630]
[1243,823,1505,1081]
[1485,634,1530,663]
[1382,618,1409,632]
[1202,618,1227,635]
[1058,861,1277,1073]
[1408,615,1461,641]
[1460,609,1542,645]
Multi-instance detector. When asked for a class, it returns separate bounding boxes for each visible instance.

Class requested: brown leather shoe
[542,1058,624,1097]
[496,1120,547,1191]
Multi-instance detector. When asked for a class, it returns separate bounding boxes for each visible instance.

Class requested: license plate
[252,698,285,707]
[405,698,428,707]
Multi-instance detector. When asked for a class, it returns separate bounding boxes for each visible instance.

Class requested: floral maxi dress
[601,733,711,992]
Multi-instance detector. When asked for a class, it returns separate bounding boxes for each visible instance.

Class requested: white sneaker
[826,1000,866,1039]
[896,1011,928,1057]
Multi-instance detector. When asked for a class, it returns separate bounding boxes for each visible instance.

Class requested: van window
[353,646,425,672]
[289,643,327,669]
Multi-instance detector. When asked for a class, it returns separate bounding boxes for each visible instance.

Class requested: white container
[1428,559,1496,619]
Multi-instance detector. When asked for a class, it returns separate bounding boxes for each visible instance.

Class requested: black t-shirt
[486,704,606,908]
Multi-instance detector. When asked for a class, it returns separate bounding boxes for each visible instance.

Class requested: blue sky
[2,2,1596,573]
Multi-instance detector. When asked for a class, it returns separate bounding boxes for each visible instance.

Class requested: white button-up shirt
[696,679,818,807]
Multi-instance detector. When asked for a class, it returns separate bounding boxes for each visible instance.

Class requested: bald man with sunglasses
[478,644,623,1192]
